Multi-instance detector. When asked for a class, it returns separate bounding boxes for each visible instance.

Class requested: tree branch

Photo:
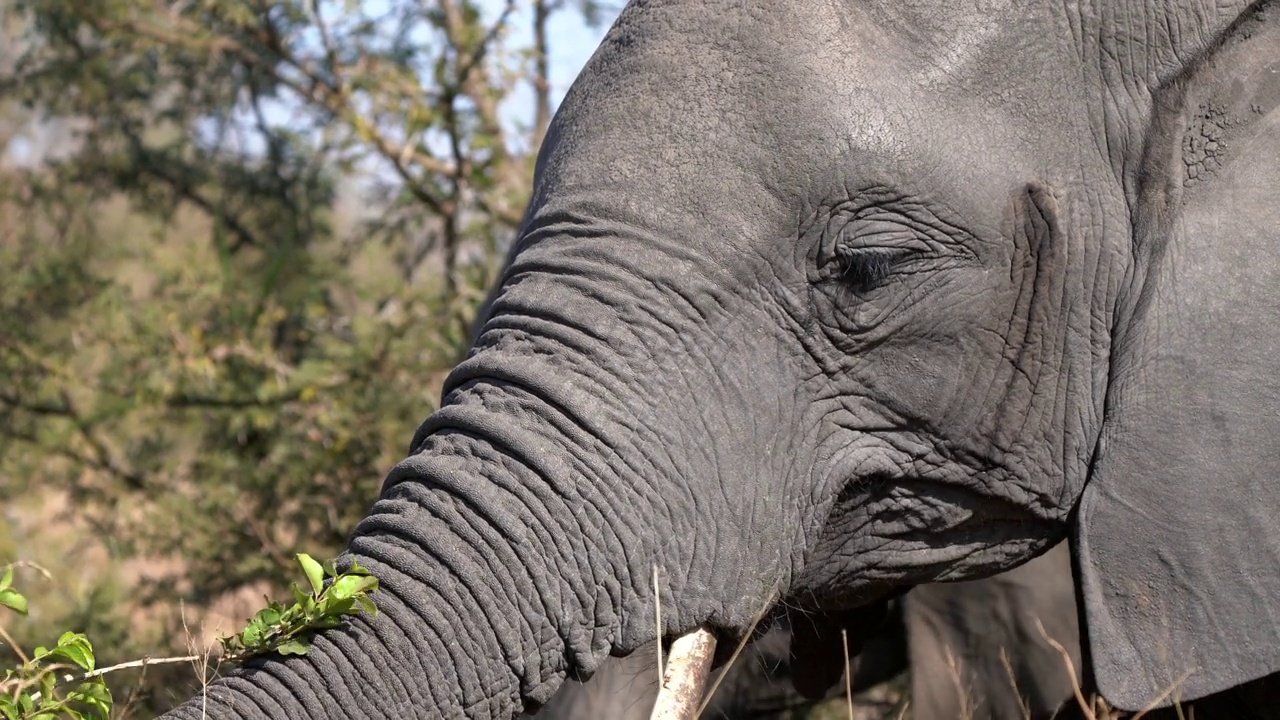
[532,0,556,148]
[84,12,453,216]
[0,389,148,492]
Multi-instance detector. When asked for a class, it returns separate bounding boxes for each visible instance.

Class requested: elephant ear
[1073,20,1280,711]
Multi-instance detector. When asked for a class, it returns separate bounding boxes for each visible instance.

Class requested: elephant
[163,1,1280,718]
[902,543,1080,720]
[530,543,1079,720]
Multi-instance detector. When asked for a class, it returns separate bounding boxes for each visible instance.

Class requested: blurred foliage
[0,0,612,713]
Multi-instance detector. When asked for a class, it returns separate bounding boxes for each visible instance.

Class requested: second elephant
[533,543,1079,720]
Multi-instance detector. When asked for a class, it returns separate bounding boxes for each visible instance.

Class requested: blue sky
[510,2,617,105]
[489,1,618,145]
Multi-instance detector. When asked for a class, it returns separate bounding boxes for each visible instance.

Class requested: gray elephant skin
[530,543,1079,720]
[163,1,1280,718]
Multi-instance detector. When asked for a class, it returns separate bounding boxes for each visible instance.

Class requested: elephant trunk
[160,422,634,718]
[160,231,787,718]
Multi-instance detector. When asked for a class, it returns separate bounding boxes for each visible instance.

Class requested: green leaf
[39,672,56,702]
[297,553,325,595]
[323,597,355,616]
[74,681,113,702]
[59,632,95,671]
[255,605,283,627]
[240,620,264,647]
[0,587,28,615]
[275,638,310,656]
[0,565,12,590]
[68,681,113,719]
[310,616,342,630]
[51,632,96,671]
[327,574,377,601]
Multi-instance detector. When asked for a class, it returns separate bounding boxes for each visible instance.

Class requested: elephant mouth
[888,479,1057,575]
[798,460,1060,600]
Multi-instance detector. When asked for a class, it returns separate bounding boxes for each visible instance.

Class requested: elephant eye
[836,247,914,293]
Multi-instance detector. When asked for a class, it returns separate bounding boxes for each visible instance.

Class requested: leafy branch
[0,554,378,720]
[218,554,378,661]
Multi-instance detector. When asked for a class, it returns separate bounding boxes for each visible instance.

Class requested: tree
[0,1,613,714]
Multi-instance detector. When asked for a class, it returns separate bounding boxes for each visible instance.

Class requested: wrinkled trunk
[163,429,621,719]
[164,6,829,711]
[157,326,690,719]
[161,223,788,718]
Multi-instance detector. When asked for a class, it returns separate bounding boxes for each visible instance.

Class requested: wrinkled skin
[530,544,1077,720]
[163,2,1280,718]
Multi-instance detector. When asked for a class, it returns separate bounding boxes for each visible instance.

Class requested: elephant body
[162,2,1280,718]
[906,543,1078,720]
[532,544,1078,720]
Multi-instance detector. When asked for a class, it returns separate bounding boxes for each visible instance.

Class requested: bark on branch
[650,627,717,720]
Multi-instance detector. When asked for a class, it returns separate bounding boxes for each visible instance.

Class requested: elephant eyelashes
[836,247,914,294]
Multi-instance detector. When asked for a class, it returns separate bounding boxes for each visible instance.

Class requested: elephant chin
[786,600,895,699]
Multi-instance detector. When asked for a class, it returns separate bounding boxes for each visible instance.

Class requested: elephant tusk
[649,626,717,720]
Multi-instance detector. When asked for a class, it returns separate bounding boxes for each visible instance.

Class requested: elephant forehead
[785,8,1089,213]
[544,0,1088,244]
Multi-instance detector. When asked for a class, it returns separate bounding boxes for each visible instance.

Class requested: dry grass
[1034,617,1192,720]
[648,605,1196,720]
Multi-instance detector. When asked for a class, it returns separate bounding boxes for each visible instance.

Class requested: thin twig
[179,603,216,719]
[4,560,54,582]
[81,654,204,680]
[942,645,974,720]
[653,565,664,686]
[843,629,855,720]
[1034,618,1093,720]
[696,590,777,716]
[0,622,29,664]
[1131,670,1196,720]
[4,663,74,701]
[999,646,1030,720]
[25,656,201,704]
[117,660,150,720]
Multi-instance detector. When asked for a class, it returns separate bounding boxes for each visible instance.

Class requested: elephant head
[164,1,1280,717]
